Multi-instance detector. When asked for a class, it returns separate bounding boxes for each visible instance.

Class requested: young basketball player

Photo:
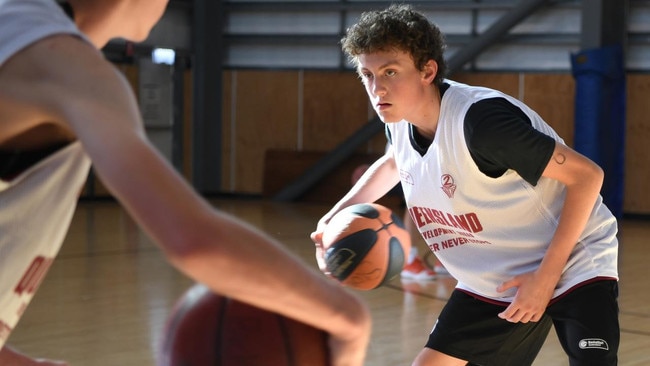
[0,1,370,365]
[312,4,619,366]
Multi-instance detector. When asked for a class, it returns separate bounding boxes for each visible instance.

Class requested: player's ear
[421,60,438,84]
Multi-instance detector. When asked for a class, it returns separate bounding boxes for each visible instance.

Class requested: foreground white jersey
[0,0,89,66]
[0,143,90,348]
[388,80,618,303]
[0,0,92,348]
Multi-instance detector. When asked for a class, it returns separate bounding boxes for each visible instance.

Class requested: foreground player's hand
[496,271,555,323]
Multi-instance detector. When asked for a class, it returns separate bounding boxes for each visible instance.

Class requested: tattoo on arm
[553,153,566,165]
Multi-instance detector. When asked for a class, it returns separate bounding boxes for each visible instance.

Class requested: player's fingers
[496,278,519,293]
[313,241,330,274]
[500,306,544,323]
[497,307,507,319]
[518,312,535,323]
[310,231,323,244]
[498,305,517,322]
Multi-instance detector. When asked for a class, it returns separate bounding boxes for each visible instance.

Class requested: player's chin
[376,114,401,124]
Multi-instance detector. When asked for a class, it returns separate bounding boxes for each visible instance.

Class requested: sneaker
[401,257,436,280]
[433,260,450,276]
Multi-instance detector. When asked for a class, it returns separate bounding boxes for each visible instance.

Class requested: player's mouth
[376,102,392,111]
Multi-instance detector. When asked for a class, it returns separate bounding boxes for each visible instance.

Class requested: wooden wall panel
[96,63,650,214]
[232,70,300,193]
[263,150,379,201]
[624,75,650,214]
[452,72,520,99]
[222,70,650,213]
[302,71,382,152]
[522,74,575,146]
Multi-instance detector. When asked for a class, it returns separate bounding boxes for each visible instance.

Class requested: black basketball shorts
[425,280,619,366]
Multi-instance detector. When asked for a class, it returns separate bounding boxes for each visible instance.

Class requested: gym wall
[87,66,650,216]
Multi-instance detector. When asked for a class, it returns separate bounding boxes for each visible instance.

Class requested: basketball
[159,284,330,366]
[322,203,411,290]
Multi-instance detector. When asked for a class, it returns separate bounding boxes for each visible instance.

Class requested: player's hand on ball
[313,236,330,275]
[316,203,411,290]
[311,219,330,274]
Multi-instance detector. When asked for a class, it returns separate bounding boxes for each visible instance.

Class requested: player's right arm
[314,145,400,232]
[2,35,371,366]
[310,146,400,273]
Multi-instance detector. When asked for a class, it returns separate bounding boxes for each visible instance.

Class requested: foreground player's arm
[10,35,370,365]
[497,142,604,323]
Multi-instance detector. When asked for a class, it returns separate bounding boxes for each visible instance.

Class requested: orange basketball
[159,284,330,366]
[322,203,411,290]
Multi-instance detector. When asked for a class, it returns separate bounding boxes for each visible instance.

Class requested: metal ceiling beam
[580,0,628,50]
[226,1,513,12]
[447,0,549,73]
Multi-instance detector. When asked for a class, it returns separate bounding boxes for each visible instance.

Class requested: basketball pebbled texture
[322,203,411,290]
[159,284,330,366]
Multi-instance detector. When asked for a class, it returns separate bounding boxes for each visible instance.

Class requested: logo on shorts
[578,338,609,350]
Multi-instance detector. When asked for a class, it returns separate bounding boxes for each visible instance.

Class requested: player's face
[357,50,437,124]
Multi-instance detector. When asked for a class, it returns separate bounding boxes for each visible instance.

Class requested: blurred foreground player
[0,0,370,365]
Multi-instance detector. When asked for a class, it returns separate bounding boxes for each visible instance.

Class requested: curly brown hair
[341,4,448,86]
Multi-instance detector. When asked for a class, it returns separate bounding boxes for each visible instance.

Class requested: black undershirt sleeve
[464,97,556,186]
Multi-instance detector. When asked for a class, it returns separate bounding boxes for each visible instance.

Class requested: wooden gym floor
[8,199,650,365]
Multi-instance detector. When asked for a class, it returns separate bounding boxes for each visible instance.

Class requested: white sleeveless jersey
[0,0,90,66]
[388,80,618,303]
[0,0,92,348]
[0,143,90,347]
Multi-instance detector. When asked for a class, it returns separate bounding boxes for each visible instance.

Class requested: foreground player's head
[67,0,169,46]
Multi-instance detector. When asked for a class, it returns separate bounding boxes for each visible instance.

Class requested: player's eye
[358,72,373,83]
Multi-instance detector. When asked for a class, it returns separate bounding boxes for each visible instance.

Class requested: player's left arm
[539,142,605,278]
[498,142,604,322]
